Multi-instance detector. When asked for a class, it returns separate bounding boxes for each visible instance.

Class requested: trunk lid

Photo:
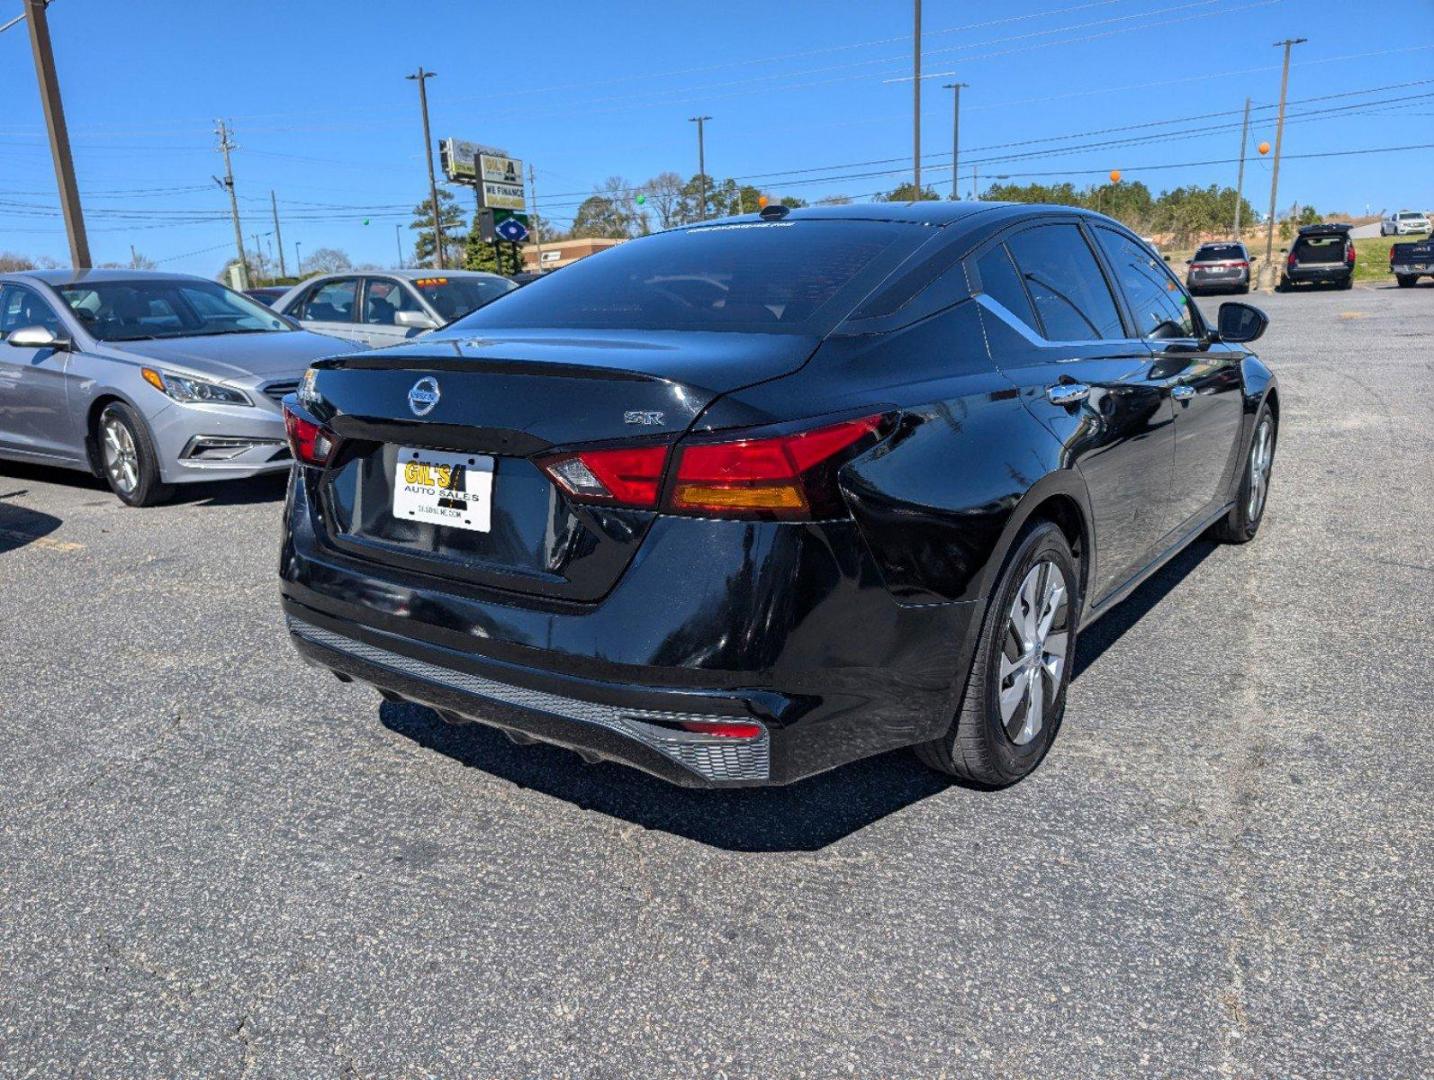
[306,328,820,601]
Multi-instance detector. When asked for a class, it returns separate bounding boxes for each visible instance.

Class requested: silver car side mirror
[5,324,69,350]
[395,310,438,330]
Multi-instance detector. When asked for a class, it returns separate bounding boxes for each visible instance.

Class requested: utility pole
[1233,97,1251,239]
[129,244,138,268]
[214,120,248,289]
[1263,38,1306,290]
[972,162,979,201]
[943,81,968,200]
[295,241,302,277]
[270,190,287,276]
[395,224,404,269]
[912,0,922,195]
[23,0,90,268]
[528,162,544,266]
[689,116,712,220]
[406,67,446,269]
[252,232,263,281]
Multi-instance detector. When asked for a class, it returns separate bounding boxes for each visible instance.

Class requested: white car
[1380,210,1431,236]
[275,269,517,349]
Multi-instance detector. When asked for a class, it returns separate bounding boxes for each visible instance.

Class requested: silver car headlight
[141,367,251,406]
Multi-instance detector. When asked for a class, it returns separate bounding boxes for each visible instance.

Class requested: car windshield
[446,220,933,337]
[1397,212,1424,220]
[411,276,518,323]
[57,279,290,342]
[1196,245,1244,260]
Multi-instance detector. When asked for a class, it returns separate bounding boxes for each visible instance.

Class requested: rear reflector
[540,444,668,508]
[678,719,765,739]
[282,404,335,466]
[671,414,884,518]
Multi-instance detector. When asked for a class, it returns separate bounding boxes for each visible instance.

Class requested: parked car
[280,203,1277,789]
[1280,223,1355,290]
[1185,241,1251,294]
[1389,237,1434,287]
[1380,210,1431,236]
[275,269,517,348]
[0,270,361,506]
[244,286,290,307]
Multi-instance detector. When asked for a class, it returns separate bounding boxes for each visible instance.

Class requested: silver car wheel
[1247,417,1274,522]
[101,415,140,495]
[998,559,1069,746]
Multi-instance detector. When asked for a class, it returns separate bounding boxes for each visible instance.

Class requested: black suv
[1281,223,1355,291]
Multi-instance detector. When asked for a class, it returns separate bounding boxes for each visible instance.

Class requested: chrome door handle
[1046,382,1090,406]
[1171,384,1195,401]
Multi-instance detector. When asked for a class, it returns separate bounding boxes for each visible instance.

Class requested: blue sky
[1,0,1430,274]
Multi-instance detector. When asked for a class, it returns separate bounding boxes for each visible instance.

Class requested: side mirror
[5,325,69,350]
[395,310,438,330]
[1217,302,1268,344]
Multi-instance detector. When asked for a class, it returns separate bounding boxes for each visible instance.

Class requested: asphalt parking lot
[2,282,1431,1079]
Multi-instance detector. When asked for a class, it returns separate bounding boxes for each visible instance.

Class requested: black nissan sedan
[279,202,1278,788]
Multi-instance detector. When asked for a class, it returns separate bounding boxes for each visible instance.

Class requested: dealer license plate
[391,447,494,533]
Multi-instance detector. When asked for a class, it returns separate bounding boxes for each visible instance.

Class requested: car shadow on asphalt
[0,459,287,507]
[378,537,1219,852]
[0,495,63,554]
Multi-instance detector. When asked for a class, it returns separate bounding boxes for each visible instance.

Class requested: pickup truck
[1390,238,1433,288]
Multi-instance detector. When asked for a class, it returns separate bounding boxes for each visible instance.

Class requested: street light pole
[689,116,712,220]
[1233,97,1251,239]
[406,67,446,269]
[295,241,302,277]
[1263,38,1306,290]
[912,0,922,195]
[395,224,404,269]
[943,82,968,200]
[23,0,90,268]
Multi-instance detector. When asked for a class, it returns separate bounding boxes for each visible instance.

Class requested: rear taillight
[540,444,667,508]
[1390,245,1397,264]
[282,403,335,467]
[1287,251,1297,270]
[671,414,885,519]
[537,412,889,520]
[1232,260,1249,269]
[1345,241,1356,265]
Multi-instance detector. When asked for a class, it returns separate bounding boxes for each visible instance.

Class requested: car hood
[93,330,362,381]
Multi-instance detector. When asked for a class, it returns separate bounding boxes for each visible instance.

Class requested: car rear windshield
[56,279,289,341]
[411,276,517,322]
[447,220,934,336]
[1195,244,1244,261]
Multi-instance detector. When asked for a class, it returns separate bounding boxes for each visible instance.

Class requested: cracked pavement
[1,284,1431,1078]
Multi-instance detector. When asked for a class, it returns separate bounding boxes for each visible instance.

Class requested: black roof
[1297,222,1352,235]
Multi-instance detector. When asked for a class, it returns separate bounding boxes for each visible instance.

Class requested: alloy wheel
[102,415,140,495]
[1248,418,1274,522]
[998,560,1070,746]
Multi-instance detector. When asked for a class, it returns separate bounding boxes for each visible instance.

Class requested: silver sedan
[0,269,363,506]
[274,269,517,348]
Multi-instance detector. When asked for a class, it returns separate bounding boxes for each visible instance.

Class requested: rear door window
[1004,224,1125,341]
[299,278,358,322]
[1094,227,1197,340]
[974,243,1040,335]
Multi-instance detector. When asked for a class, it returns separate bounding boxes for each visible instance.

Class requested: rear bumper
[1285,264,1352,284]
[279,467,983,787]
[1186,270,1248,291]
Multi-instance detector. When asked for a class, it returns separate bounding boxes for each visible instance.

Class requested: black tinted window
[0,285,63,336]
[1094,228,1197,339]
[975,244,1039,334]
[1195,244,1244,261]
[449,221,932,336]
[1005,224,1124,341]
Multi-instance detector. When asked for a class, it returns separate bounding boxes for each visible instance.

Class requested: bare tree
[642,172,686,229]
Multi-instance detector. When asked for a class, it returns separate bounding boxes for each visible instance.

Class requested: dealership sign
[440,139,526,211]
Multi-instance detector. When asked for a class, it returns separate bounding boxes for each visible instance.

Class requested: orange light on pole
[1258,141,1271,155]
[757,194,769,208]
[1109,170,1122,183]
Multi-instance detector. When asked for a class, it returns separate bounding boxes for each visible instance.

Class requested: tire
[96,401,173,507]
[1276,276,1291,292]
[1210,405,1275,544]
[916,521,1079,787]
[1337,277,1353,290]
[1237,283,1250,295]
[1396,275,1415,288]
